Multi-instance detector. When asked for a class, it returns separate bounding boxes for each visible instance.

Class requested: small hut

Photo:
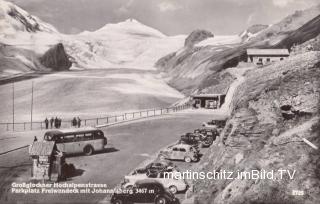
[29,141,56,181]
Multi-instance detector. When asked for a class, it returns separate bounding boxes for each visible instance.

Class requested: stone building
[247,49,289,65]
[191,94,226,109]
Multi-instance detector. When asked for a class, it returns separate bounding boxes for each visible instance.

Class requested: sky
[7,0,320,35]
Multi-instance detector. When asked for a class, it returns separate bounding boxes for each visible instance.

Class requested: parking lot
[0,111,225,204]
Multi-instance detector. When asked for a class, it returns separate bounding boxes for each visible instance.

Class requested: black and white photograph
[0,0,319,203]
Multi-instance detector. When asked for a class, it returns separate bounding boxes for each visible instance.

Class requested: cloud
[246,12,255,25]
[158,1,182,12]
[116,0,135,15]
[272,0,294,7]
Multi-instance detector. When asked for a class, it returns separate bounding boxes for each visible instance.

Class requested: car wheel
[169,185,178,194]
[84,145,94,156]
[155,196,167,204]
[184,157,191,163]
[112,199,123,204]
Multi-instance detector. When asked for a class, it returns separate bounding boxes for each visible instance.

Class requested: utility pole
[12,82,14,131]
[31,81,34,130]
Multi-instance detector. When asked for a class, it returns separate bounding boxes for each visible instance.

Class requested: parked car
[158,144,199,163]
[132,161,178,177]
[202,119,226,132]
[111,180,178,204]
[178,133,201,150]
[123,170,188,194]
[194,128,219,147]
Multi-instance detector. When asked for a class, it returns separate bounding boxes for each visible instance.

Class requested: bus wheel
[84,145,94,156]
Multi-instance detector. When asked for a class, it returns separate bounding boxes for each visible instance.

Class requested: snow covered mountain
[66,19,186,69]
[0,0,186,76]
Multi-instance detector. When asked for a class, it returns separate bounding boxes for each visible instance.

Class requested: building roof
[247,49,289,56]
[192,94,225,98]
[29,141,55,156]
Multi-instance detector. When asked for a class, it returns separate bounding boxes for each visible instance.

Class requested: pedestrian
[33,136,38,142]
[59,118,62,128]
[54,117,58,128]
[44,118,49,129]
[50,117,54,129]
[72,117,77,127]
[77,117,81,128]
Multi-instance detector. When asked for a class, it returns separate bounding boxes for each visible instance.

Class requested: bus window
[62,135,75,143]
[74,134,84,141]
[84,133,93,140]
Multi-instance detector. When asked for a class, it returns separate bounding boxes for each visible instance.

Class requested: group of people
[44,117,62,129]
[71,117,81,128]
[43,116,82,129]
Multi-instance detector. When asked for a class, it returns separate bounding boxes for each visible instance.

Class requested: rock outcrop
[192,51,320,204]
[40,43,72,71]
[184,30,214,48]
[239,24,268,41]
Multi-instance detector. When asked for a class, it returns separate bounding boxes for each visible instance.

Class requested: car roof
[172,144,192,148]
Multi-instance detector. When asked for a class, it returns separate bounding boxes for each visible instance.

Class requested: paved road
[0,111,224,204]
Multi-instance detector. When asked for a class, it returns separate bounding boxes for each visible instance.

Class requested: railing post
[107,117,109,124]
[85,120,87,126]
[147,111,149,117]
[140,112,142,117]
[154,109,156,116]
[115,116,117,122]
[96,118,99,125]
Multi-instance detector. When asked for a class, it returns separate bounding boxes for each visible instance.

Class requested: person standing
[77,117,81,128]
[50,117,54,129]
[58,118,62,128]
[72,117,77,127]
[33,136,38,142]
[54,117,58,128]
[44,118,49,129]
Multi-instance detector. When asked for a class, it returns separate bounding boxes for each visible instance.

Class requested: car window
[172,147,178,151]
[180,148,186,152]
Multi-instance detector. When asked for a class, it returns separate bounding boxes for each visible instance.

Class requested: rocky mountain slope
[192,49,320,204]
[155,4,320,95]
[239,24,269,42]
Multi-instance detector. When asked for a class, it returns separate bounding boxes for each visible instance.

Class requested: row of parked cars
[111,119,226,204]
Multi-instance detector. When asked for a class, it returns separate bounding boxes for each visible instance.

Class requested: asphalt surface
[0,111,223,204]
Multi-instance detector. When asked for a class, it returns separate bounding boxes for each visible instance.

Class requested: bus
[43,127,107,155]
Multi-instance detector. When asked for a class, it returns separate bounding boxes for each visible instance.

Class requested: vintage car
[122,170,188,194]
[178,133,201,150]
[202,119,227,132]
[158,144,199,163]
[194,128,219,147]
[132,161,178,177]
[111,180,178,204]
